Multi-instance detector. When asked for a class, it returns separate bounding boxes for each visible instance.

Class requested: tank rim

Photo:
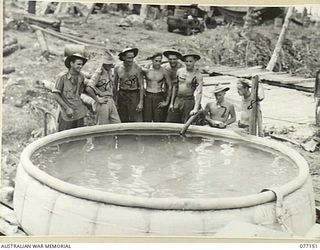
[20,122,310,210]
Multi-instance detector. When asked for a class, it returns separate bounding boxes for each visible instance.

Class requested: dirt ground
[2,5,320,206]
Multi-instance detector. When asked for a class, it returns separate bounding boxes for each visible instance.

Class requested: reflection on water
[32,134,298,199]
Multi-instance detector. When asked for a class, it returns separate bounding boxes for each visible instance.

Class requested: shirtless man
[166,52,203,123]
[163,50,184,120]
[142,52,172,122]
[237,78,264,135]
[205,85,236,128]
[114,48,143,122]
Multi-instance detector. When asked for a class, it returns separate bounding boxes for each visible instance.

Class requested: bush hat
[181,52,201,62]
[65,53,88,68]
[213,84,230,94]
[163,50,183,60]
[118,47,139,61]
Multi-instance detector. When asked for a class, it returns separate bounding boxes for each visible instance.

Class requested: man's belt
[176,95,194,100]
[119,89,139,92]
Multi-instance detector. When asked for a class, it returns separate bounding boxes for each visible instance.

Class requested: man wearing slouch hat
[166,51,203,123]
[52,53,88,131]
[142,52,172,122]
[114,47,144,122]
[85,53,121,125]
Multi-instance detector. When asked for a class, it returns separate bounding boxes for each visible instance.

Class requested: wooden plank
[204,65,315,93]
[203,76,236,86]
[0,202,27,236]
[264,81,314,93]
[30,25,106,51]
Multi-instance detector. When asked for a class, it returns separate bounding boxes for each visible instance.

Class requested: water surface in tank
[31,133,298,199]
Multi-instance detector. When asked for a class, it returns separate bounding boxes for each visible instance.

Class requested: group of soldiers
[52,47,264,133]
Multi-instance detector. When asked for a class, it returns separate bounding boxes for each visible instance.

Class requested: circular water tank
[13,123,316,236]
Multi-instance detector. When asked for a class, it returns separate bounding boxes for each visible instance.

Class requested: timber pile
[30,24,107,52]
[8,11,61,31]
[204,65,315,93]
[23,13,61,31]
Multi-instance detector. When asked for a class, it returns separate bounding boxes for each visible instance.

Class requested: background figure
[166,52,203,123]
[237,78,264,135]
[114,48,144,122]
[52,53,88,131]
[86,53,121,125]
[142,52,172,122]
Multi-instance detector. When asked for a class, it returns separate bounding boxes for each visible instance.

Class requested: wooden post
[35,30,50,59]
[266,7,294,71]
[140,4,148,19]
[249,75,259,136]
[28,1,36,14]
[315,70,320,126]
[84,3,96,23]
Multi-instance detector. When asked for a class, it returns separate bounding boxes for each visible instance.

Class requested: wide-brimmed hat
[64,53,88,69]
[146,52,163,60]
[163,50,183,59]
[102,53,116,65]
[118,47,139,61]
[64,53,88,68]
[181,52,201,62]
[213,84,230,94]
[237,78,251,88]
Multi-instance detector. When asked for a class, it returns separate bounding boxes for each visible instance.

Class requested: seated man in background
[205,84,236,128]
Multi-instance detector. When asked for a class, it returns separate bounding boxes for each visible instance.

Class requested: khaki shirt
[88,67,115,101]
[52,71,87,121]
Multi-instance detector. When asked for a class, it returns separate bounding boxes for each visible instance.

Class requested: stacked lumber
[23,13,61,31]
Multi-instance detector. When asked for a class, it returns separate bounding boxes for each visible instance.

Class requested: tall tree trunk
[266,7,294,71]
[84,3,96,23]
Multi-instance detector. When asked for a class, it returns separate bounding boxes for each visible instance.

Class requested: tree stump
[35,30,50,59]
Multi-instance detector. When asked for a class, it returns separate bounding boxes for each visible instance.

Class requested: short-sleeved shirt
[87,66,114,98]
[176,68,203,97]
[52,71,87,121]
[115,63,142,91]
